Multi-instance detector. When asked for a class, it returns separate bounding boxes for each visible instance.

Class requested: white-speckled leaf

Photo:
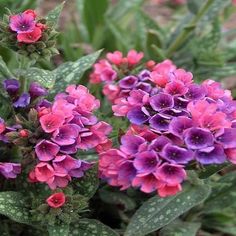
[0,56,13,79]
[70,219,118,236]
[48,224,69,236]
[160,219,201,236]
[46,2,65,27]
[125,183,211,236]
[51,50,102,94]
[0,191,31,225]
[23,68,55,88]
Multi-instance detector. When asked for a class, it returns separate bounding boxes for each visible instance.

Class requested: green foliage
[48,224,69,236]
[21,68,55,89]
[125,183,211,236]
[0,56,13,78]
[75,164,99,199]
[51,49,102,94]
[0,191,31,225]
[70,218,119,236]
[160,219,201,236]
[46,1,65,28]
[99,189,136,211]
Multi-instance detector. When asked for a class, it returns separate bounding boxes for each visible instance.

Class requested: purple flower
[120,135,145,155]
[0,163,21,179]
[195,145,226,164]
[149,114,171,131]
[184,127,214,150]
[155,163,186,185]
[35,139,60,161]
[13,93,30,108]
[185,84,206,100]
[52,124,80,146]
[59,143,77,154]
[215,128,236,149]
[29,82,48,99]
[119,76,138,89]
[138,70,151,81]
[69,160,92,178]
[161,143,194,164]
[150,136,171,152]
[53,155,77,171]
[169,116,194,138]
[174,97,188,109]
[127,107,149,125]
[149,93,174,111]
[136,82,152,93]
[10,13,35,33]
[3,79,20,96]
[133,151,159,175]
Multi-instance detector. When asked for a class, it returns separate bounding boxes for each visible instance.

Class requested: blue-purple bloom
[119,76,138,89]
[29,82,48,98]
[3,79,20,96]
[13,93,31,108]
[150,93,174,111]
[149,113,171,131]
[127,107,149,125]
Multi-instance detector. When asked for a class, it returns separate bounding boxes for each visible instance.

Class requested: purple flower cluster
[3,79,48,108]
[98,57,236,197]
[30,85,112,189]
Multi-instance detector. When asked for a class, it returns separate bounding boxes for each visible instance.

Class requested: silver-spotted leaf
[51,50,102,94]
[125,183,211,236]
[48,224,69,236]
[70,218,118,236]
[46,2,65,28]
[0,56,13,79]
[0,191,31,225]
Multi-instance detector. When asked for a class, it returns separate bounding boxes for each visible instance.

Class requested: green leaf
[70,218,118,236]
[48,224,69,236]
[99,189,136,211]
[22,68,55,88]
[75,164,99,199]
[77,0,108,41]
[107,0,144,21]
[46,1,65,28]
[198,163,229,179]
[160,219,201,236]
[0,56,13,79]
[51,50,102,94]
[0,191,31,225]
[125,183,211,236]
[187,0,202,14]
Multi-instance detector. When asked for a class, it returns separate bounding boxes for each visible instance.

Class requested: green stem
[18,55,31,93]
[166,0,214,58]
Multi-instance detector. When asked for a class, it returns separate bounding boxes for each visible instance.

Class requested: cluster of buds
[0,9,58,60]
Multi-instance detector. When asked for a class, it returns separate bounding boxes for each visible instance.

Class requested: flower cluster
[97,53,236,197]
[90,50,146,102]
[3,79,48,108]
[29,85,112,189]
[0,9,58,60]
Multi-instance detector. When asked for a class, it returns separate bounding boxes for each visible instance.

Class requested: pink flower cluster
[96,52,236,197]
[9,10,46,43]
[90,50,145,102]
[29,85,112,189]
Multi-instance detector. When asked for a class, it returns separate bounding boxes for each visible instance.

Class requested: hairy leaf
[48,225,69,236]
[46,2,65,28]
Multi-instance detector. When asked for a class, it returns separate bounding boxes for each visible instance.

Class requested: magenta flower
[52,124,80,146]
[150,93,174,111]
[215,128,236,148]
[127,49,144,65]
[119,76,138,89]
[69,160,91,178]
[40,112,65,133]
[150,136,171,152]
[132,174,158,193]
[35,140,60,161]
[157,183,182,198]
[133,151,159,175]
[184,127,214,150]
[0,163,21,179]
[120,134,145,155]
[29,82,48,98]
[10,13,35,33]
[164,80,188,96]
[155,163,186,185]
[185,84,206,100]
[34,162,54,182]
[106,51,123,65]
[161,144,194,164]
[127,107,149,125]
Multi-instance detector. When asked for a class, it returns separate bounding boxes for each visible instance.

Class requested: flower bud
[19,129,29,138]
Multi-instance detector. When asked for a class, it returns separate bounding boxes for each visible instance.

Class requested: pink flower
[34,162,54,182]
[106,51,123,65]
[96,139,113,153]
[52,99,75,119]
[46,192,66,208]
[35,140,60,161]
[233,0,236,5]
[127,49,144,65]
[132,174,158,193]
[225,148,236,164]
[24,9,37,19]
[0,118,6,134]
[40,112,65,133]
[103,84,120,102]
[157,183,182,197]
[17,26,42,43]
